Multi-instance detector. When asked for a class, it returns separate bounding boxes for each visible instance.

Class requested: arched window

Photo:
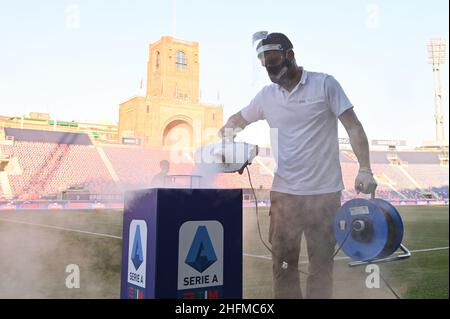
[156,51,160,68]
[163,120,193,150]
[176,51,187,70]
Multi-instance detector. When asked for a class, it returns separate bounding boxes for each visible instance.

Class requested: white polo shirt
[240,69,353,195]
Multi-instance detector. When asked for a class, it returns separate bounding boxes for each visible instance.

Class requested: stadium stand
[0,128,448,203]
[404,164,448,189]
[0,129,118,199]
[102,146,182,190]
[4,127,92,145]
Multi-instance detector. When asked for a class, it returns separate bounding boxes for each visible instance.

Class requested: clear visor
[258,51,285,67]
[252,31,281,86]
[252,31,284,67]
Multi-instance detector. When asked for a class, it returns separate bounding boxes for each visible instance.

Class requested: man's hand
[355,167,377,195]
[218,112,250,142]
[218,126,237,142]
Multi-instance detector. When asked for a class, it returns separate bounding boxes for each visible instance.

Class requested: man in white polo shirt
[219,32,377,299]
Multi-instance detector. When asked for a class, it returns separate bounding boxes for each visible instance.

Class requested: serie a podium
[120,188,243,299]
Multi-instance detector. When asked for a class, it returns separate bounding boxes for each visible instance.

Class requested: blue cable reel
[334,196,411,267]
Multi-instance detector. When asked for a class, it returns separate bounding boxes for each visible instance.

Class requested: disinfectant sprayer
[194,141,259,174]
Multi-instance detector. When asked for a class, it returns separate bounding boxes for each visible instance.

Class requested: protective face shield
[252,31,292,84]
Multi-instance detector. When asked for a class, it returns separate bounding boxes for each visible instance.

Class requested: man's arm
[218,111,250,141]
[339,108,370,168]
[339,108,377,194]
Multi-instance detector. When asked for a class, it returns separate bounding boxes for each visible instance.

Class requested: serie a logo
[177,221,224,299]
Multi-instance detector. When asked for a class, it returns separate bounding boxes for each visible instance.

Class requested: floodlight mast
[427,38,447,147]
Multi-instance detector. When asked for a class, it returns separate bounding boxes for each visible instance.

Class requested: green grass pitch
[0,205,447,298]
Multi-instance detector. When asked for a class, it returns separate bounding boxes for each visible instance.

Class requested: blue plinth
[120,188,243,299]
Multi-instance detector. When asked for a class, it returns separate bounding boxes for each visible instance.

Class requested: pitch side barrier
[242,199,449,207]
[0,198,447,211]
[0,199,124,210]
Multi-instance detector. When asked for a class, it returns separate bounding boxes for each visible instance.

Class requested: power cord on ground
[380,271,401,299]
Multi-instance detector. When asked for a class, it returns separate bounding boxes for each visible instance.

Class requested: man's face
[160,162,169,173]
[258,50,290,84]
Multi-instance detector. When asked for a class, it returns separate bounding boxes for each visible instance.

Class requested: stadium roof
[4,128,92,145]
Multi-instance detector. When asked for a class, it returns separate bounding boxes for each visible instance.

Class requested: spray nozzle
[194,142,259,174]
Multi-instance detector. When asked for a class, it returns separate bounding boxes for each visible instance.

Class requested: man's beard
[267,59,293,85]
[268,66,288,83]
